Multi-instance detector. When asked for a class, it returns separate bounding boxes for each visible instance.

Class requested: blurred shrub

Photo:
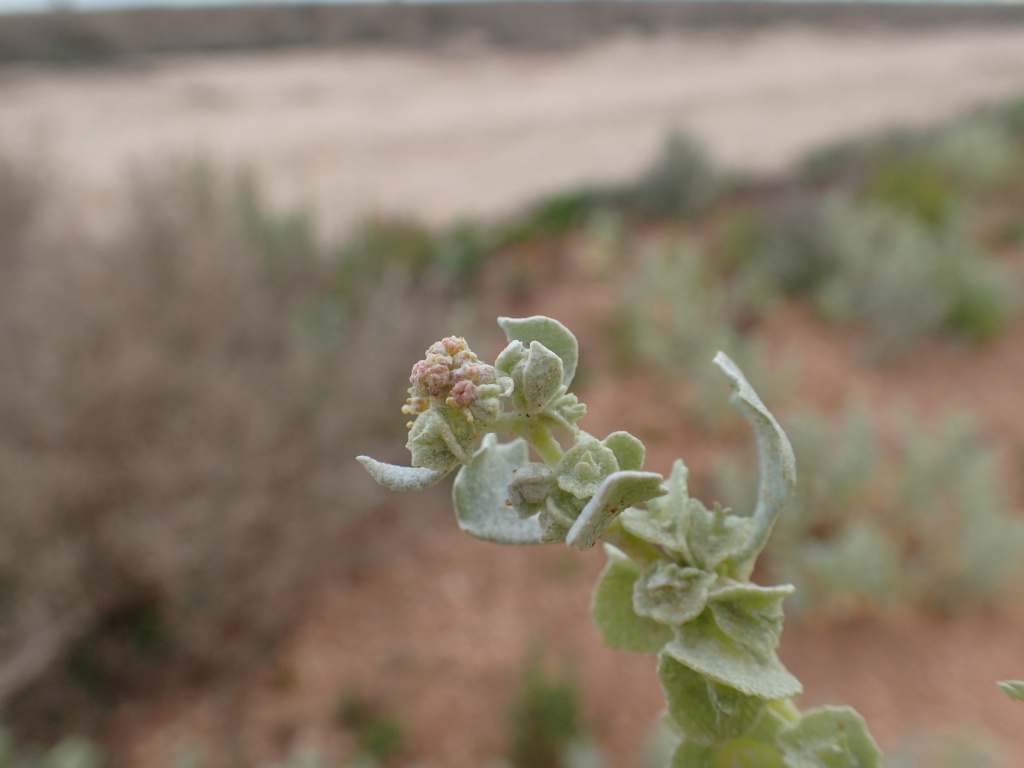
[506,648,599,768]
[610,238,791,433]
[0,730,103,768]
[335,688,404,766]
[884,728,1006,768]
[865,156,957,227]
[814,196,1016,354]
[617,131,718,220]
[0,158,448,716]
[733,193,1018,359]
[498,190,605,246]
[715,406,1024,617]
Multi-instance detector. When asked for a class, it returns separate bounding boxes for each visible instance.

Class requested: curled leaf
[713,353,797,578]
[567,470,666,550]
[603,431,646,471]
[708,583,794,658]
[407,407,477,471]
[356,456,449,492]
[498,315,579,387]
[633,561,716,626]
[621,459,692,559]
[557,434,620,500]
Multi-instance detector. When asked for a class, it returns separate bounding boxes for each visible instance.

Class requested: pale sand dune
[3,25,1024,231]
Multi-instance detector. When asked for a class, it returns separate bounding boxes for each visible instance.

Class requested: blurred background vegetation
[1,21,1024,768]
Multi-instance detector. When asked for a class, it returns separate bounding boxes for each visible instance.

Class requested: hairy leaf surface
[452,435,545,544]
[592,546,673,653]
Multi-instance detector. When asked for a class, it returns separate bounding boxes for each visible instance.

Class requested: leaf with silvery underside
[498,315,579,387]
[658,653,766,747]
[998,680,1024,702]
[567,470,666,551]
[452,435,545,545]
[591,545,673,653]
[776,707,881,768]
[664,612,802,700]
[621,459,693,560]
[633,561,716,626]
[708,583,795,658]
[356,456,450,492]
[713,353,797,579]
[687,500,755,573]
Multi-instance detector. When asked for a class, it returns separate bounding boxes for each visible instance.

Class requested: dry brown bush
[0,157,445,717]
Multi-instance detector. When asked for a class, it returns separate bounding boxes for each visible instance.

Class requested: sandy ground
[3,25,1024,233]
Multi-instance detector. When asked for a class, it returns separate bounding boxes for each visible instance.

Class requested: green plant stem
[601,521,662,566]
[490,415,565,465]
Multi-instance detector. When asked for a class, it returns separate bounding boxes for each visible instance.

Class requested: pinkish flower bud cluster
[403,337,501,421]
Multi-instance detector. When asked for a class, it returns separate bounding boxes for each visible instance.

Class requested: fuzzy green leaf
[664,612,802,700]
[621,459,692,558]
[498,315,579,387]
[356,456,449,491]
[633,562,716,626]
[592,545,673,653]
[494,340,565,415]
[708,583,794,658]
[603,431,646,471]
[659,653,766,746]
[687,500,755,572]
[557,434,620,500]
[567,471,666,550]
[777,707,882,768]
[407,407,477,471]
[998,680,1024,702]
[452,435,545,545]
[521,341,565,414]
[713,353,797,579]
[506,462,557,519]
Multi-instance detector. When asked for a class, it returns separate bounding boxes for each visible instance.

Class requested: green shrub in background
[618,131,719,220]
[0,157,454,720]
[884,728,1006,768]
[335,688,405,766]
[505,648,602,768]
[0,731,103,768]
[611,238,791,432]
[735,194,1018,359]
[716,406,1024,617]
